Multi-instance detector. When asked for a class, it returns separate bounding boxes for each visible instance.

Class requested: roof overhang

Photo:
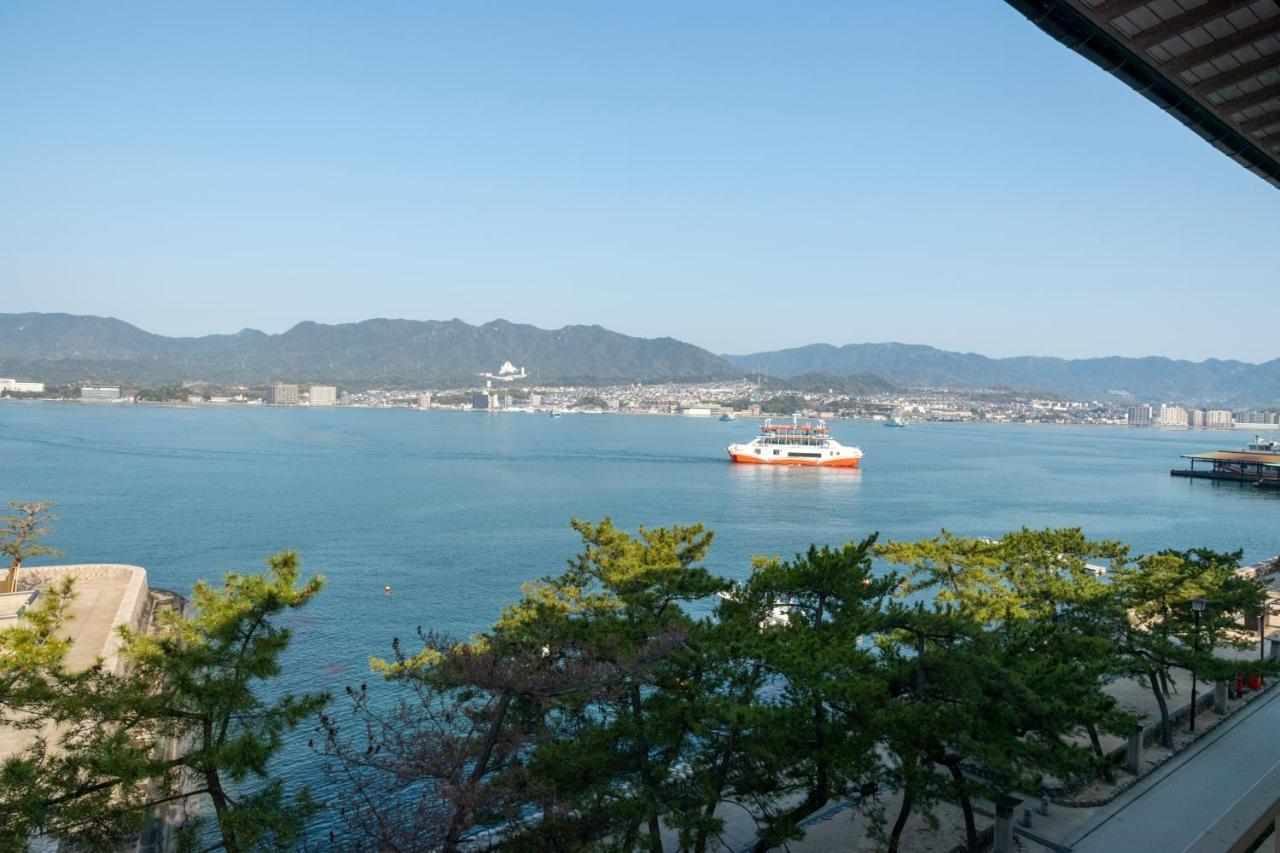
[1005,0,1280,189]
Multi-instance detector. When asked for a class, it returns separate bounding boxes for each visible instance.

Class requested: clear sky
[2,2,1277,362]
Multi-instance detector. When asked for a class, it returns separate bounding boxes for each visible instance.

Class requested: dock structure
[1172,451,1280,488]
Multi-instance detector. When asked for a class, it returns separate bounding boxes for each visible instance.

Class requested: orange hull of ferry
[729,453,860,468]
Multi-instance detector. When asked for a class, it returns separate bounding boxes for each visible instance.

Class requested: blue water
[1,402,1273,824]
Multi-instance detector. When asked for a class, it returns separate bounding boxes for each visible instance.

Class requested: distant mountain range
[723,343,1278,407]
[1,313,1274,405]
[0,313,738,387]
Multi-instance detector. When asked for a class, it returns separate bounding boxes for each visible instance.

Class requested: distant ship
[727,416,862,468]
[549,410,562,418]
[719,412,736,422]
[885,407,908,428]
[1247,435,1280,453]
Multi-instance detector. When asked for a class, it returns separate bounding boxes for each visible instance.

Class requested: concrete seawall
[17,564,150,675]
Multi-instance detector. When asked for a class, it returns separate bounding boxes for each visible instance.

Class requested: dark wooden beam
[1090,0,1159,21]
[1127,0,1259,52]
[1162,18,1280,74]
[1193,56,1280,97]
[1238,111,1280,134]
[1218,83,1280,114]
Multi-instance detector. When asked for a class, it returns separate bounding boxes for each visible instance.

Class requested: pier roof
[1182,450,1280,465]
[1005,0,1280,189]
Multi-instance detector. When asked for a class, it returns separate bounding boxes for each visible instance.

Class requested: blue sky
[2,1,1276,362]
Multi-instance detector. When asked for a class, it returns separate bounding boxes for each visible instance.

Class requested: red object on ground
[1248,674,1263,690]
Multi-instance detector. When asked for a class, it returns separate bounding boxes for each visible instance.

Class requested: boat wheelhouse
[727,416,862,468]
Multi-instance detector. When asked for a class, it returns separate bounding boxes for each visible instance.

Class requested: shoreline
[3,396,1274,431]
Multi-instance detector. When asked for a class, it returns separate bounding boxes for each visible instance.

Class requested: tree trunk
[629,684,664,853]
[2,559,18,594]
[443,691,513,852]
[887,771,915,853]
[205,767,239,853]
[1149,671,1173,749]
[751,694,831,853]
[1085,721,1113,782]
[1158,668,1171,697]
[201,716,241,853]
[946,760,978,852]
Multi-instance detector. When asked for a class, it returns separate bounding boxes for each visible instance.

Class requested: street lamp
[1190,598,1207,734]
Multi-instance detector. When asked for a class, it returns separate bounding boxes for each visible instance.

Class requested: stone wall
[17,564,150,674]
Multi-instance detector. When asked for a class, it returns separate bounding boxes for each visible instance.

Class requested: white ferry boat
[1246,435,1280,453]
[727,416,863,468]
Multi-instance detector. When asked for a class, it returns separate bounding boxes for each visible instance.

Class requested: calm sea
[1,401,1273,824]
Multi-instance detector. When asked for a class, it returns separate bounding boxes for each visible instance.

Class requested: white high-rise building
[309,385,337,406]
[0,378,44,393]
[1206,410,1233,428]
[81,386,121,401]
[1159,404,1189,427]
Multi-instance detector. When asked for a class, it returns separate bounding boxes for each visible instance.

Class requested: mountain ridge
[723,342,1277,406]
[2,314,1276,404]
[0,313,740,387]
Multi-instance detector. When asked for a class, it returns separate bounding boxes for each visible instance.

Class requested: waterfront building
[529,393,542,407]
[80,386,121,401]
[264,384,299,405]
[1126,404,1153,426]
[1159,404,1188,427]
[1235,411,1279,427]
[0,378,44,393]
[1188,409,1206,428]
[1206,410,1233,428]
[309,385,337,407]
[471,392,492,410]
[418,392,432,409]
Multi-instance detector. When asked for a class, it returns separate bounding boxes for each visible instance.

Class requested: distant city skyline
[3,2,1277,362]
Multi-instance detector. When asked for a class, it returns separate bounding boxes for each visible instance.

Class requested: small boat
[550,410,562,418]
[727,416,862,468]
[719,412,736,422]
[1247,435,1280,453]
[884,416,907,428]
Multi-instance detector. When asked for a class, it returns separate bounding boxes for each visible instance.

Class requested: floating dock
[1171,450,1280,487]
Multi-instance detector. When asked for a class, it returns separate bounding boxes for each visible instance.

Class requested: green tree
[126,551,328,851]
[1,501,62,593]
[1113,547,1274,749]
[875,529,1137,850]
[1,551,327,852]
[321,519,727,853]
[720,536,892,852]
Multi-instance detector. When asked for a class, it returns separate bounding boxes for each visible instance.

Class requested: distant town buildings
[308,385,337,407]
[1158,404,1189,427]
[418,392,432,409]
[1235,410,1280,427]
[264,384,299,405]
[0,378,44,393]
[1206,409,1233,428]
[80,386,121,401]
[1126,405,1153,426]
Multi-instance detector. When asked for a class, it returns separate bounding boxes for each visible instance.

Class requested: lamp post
[1190,598,1207,733]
